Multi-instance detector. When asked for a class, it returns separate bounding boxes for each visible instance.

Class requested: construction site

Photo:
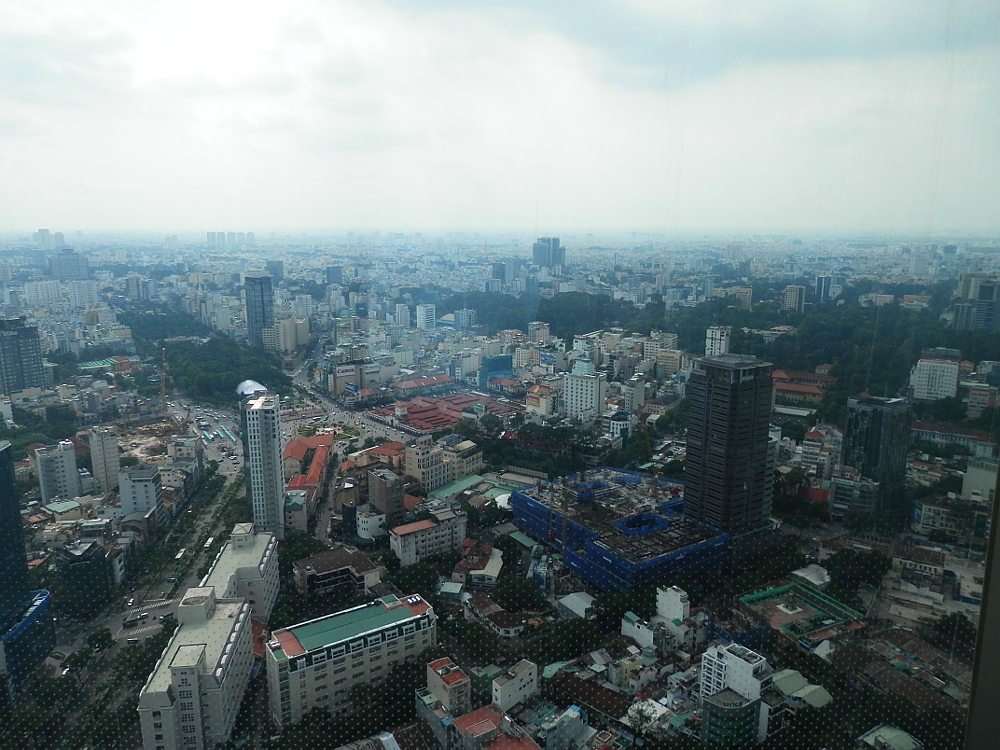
[511,468,730,592]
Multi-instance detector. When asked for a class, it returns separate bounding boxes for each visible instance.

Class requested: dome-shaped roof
[236,380,268,397]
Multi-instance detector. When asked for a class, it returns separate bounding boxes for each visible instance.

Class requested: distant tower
[532,237,564,268]
[89,426,120,495]
[815,275,832,301]
[685,355,774,537]
[0,318,45,393]
[395,304,411,328]
[265,260,285,281]
[781,285,806,313]
[244,275,275,348]
[415,304,436,330]
[239,381,285,539]
[705,326,731,357]
[840,396,911,508]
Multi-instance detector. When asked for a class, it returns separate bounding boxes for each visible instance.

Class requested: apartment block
[492,659,538,712]
[199,523,279,622]
[390,507,468,567]
[137,587,254,750]
[265,594,436,725]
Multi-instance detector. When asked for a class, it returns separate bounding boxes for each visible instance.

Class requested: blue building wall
[511,488,730,592]
[1,590,55,697]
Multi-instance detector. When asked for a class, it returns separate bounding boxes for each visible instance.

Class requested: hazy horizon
[3,1,998,235]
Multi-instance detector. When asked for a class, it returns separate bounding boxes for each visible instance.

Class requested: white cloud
[0,0,997,233]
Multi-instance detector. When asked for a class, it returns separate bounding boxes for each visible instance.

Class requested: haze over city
[2,0,999,234]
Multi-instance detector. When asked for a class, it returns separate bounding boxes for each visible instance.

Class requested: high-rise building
[415,304,436,330]
[734,287,753,310]
[781,285,806,313]
[953,273,1000,331]
[909,358,959,401]
[395,303,411,328]
[839,396,910,512]
[0,441,55,712]
[0,442,29,634]
[119,464,164,518]
[699,643,773,746]
[454,308,477,331]
[815,275,832,301]
[532,237,565,268]
[239,381,285,540]
[54,540,110,618]
[137,587,254,750]
[244,275,275,347]
[265,259,285,281]
[563,370,607,421]
[49,248,90,279]
[0,317,45,394]
[35,441,80,502]
[325,265,344,285]
[685,355,774,537]
[705,325,731,357]
[369,467,405,529]
[206,231,217,247]
[265,595,436,725]
[89,426,120,495]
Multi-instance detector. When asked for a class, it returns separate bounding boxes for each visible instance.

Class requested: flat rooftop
[520,469,723,562]
[142,596,248,696]
[269,594,430,660]
[200,529,276,592]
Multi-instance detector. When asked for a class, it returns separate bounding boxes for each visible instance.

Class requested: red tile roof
[392,519,436,535]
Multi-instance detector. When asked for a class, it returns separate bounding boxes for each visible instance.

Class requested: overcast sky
[2,0,998,235]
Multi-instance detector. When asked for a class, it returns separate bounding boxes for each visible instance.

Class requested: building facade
[119,464,164,517]
[239,382,286,540]
[684,355,774,537]
[200,523,279,622]
[265,594,436,725]
[89,426,120,495]
[839,396,911,512]
[705,326,731,357]
[390,508,468,567]
[35,441,80,503]
[492,659,538,712]
[415,304,437,330]
[563,371,607,421]
[0,441,55,714]
[137,588,254,750]
[909,358,959,401]
[368,467,406,529]
[244,275,275,348]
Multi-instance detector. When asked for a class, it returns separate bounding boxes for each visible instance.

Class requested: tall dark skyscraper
[0,442,28,634]
[0,317,44,394]
[532,237,565,268]
[684,354,774,537]
[840,395,911,500]
[0,440,55,711]
[244,275,275,348]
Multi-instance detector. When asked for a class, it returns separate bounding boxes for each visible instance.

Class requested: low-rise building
[292,546,382,599]
[448,704,542,750]
[265,594,436,725]
[199,523,279,622]
[492,659,538,712]
[390,507,468,567]
[137,587,254,750]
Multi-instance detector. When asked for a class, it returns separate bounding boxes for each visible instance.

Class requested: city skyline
[1,2,997,234]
